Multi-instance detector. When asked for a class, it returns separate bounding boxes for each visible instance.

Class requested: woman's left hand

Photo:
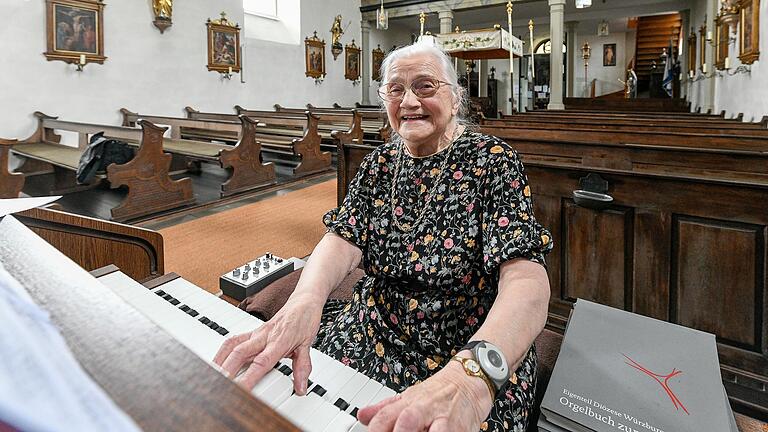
[357,359,494,431]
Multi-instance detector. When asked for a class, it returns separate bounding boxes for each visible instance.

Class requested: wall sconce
[220,66,233,80]
[75,54,86,72]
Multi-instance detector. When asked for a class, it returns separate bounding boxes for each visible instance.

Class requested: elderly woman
[215,42,552,431]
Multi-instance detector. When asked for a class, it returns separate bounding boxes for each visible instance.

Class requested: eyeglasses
[377,77,452,101]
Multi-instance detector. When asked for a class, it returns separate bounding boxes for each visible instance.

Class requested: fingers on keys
[213,332,251,368]
[290,346,313,395]
[357,393,400,424]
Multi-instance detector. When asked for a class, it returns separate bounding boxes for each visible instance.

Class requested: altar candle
[707,31,712,41]
[79,54,86,65]
[703,62,707,73]
[228,66,233,74]
[724,57,730,69]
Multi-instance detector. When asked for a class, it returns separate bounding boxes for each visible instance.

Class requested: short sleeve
[481,143,553,273]
[322,151,376,253]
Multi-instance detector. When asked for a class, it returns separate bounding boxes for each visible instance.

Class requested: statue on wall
[330,15,343,45]
[152,0,173,33]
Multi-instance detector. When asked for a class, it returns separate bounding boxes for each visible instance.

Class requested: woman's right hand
[213,292,325,395]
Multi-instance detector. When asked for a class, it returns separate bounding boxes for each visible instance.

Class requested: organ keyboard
[96,268,397,432]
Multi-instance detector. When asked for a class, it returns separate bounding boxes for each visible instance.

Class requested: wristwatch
[451,340,510,398]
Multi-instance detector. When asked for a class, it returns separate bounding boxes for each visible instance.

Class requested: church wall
[575,33,630,97]
[712,0,768,121]
[0,0,363,140]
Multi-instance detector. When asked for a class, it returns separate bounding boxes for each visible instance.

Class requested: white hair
[379,41,471,124]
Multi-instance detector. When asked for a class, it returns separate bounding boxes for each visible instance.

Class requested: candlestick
[528,19,535,79]
[419,11,425,36]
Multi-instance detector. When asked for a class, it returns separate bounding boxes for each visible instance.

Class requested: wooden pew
[14,206,163,281]
[483,117,768,137]
[0,138,24,198]
[335,129,768,418]
[12,112,194,221]
[120,109,276,196]
[276,104,390,143]
[562,96,690,112]
[336,140,377,205]
[492,112,766,130]
[185,107,330,176]
[237,105,363,148]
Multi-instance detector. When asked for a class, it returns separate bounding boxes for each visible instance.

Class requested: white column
[705,0,716,113]
[438,10,454,34]
[565,21,578,98]
[361,20,371,105]
[548,0,566,110]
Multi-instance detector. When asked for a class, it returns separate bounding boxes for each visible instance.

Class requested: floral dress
[315,129,553,431]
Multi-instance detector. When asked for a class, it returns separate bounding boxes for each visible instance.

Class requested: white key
[366,385,397,406]
[321,411,357,432]
[275,392,327,423]
[301,401,346,432]
[346,379,383,413]
[333,372,371,408]
[348,422,368,432]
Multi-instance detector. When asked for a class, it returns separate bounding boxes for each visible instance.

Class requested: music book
[538,299,731,432]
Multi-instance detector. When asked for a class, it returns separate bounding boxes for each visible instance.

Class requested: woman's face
[383,53,458,150]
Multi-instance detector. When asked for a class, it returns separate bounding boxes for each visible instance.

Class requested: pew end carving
[0,138,24,198]
[218,115,277,196]
[106,120,195,221]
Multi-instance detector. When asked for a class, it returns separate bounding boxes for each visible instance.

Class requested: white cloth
[0,262,141,432]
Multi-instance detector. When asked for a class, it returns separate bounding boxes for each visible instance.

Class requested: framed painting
[305,32,326,79]
[44,0,106,64]
[738,0,760,64]
[715,18,729,70]
[699,24,707,71]
[372,45,385,82]
[687,30,697,75]
[602,43,616,66]
[345,41,361,81]
[207,13,241,73]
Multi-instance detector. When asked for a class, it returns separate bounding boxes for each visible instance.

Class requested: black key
[334,398,349,411]
[350,407,358,418]
[208,321,220,331]
[180,305,190,312]
[216,327,229,336]
[278,364,292,376]
[199,316,211,325]
[310,385,326,397]
[188,309,199,317]
[307,379,313,387]
[162,293,173,301]
[169,298,180,306]
[155,290,166,296]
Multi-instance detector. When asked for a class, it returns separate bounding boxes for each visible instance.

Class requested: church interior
[2,0,768,430]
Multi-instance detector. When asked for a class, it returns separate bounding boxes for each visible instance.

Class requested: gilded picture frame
[372,45,385,82]
[699,24,707,71]
[345,41,361,81]
[44,0,106,64]
[738,0,760,64]
[687,30,697,74]
[305,32,326,79]
[714,18,729,70]
[206,13,241,73]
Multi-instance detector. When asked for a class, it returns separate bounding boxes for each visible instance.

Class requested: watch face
[475,342,510,386]
[466,359,481,374]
